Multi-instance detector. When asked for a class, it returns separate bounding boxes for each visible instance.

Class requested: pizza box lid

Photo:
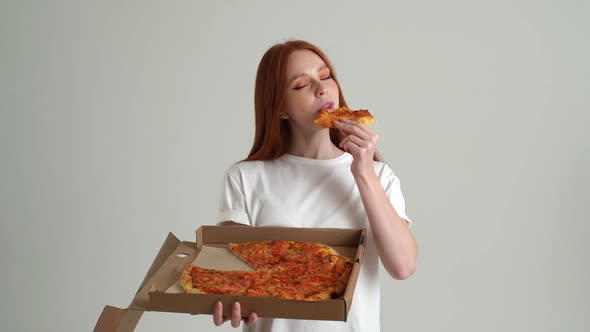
[94,226,366,332]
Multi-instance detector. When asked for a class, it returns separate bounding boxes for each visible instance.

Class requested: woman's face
[283,50,339,131]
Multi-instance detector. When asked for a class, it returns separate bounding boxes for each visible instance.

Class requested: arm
[336,119,418,280]
[353,170,417,280]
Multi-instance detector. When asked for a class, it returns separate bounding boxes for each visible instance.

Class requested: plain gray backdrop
[2,1,588,331]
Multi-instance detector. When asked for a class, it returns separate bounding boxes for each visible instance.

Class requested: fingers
[341,140,361,155]
[339,128,379,154]
[334,119,374,139]
[213,301,226,326]
[339,134,365,150]
[245,311,258,327]
[212,301,257,328]
[231,302,242,328]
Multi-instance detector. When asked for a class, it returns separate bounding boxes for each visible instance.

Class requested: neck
[287,128,343,159]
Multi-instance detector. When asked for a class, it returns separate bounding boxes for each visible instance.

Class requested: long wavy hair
[245,40,382,162]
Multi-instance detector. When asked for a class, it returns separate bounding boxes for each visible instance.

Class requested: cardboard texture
[94,226,365,331]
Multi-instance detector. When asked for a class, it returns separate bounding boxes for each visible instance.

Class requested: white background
[2,1,588,331]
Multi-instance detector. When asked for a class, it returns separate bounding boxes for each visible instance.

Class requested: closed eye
[321,74,332,80]
[294,84,309,90]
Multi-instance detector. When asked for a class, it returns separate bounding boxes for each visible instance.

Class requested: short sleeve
[218,171,251,226]
[381,164,413,227]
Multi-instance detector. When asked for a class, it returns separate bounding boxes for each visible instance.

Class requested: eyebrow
[288,65,330,84]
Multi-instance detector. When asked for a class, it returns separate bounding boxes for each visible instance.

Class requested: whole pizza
[180,240,353,301]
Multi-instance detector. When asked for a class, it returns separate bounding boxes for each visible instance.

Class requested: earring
[281,113,288,119]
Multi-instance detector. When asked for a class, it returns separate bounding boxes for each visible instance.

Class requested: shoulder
[224,159,280,179]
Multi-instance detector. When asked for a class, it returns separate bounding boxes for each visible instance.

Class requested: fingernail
[233,302,239,309]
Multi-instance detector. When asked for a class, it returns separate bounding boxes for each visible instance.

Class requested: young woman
[212,40,417,331]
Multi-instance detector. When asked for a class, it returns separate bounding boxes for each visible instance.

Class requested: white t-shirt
[219,152,411,332]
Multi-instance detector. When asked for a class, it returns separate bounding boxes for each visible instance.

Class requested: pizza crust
[180,265,205,294]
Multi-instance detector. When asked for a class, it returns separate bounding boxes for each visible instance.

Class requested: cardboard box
[94,226,365,332]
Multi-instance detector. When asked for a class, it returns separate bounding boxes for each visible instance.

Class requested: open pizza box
[94,226,366,331]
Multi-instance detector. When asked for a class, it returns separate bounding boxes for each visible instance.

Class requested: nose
[315,81,328,97]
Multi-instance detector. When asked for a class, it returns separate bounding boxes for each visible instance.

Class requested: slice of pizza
[228,240,349,268]
[228,240,293,269]
[293,274,348,301]
[180,265,251,295]
[314,106,376,128]
[283,241,345,263]
[265,257,353,300]
[180,265,268,295]
[247,269,347,301]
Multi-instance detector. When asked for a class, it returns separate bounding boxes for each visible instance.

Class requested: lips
[318,102,334,112]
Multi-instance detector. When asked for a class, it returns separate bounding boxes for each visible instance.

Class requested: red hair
[245,40,382,162]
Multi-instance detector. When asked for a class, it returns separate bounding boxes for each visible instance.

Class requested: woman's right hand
[213,301,257,328]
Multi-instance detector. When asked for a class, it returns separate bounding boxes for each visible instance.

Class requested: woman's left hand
[335,119,379,177]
